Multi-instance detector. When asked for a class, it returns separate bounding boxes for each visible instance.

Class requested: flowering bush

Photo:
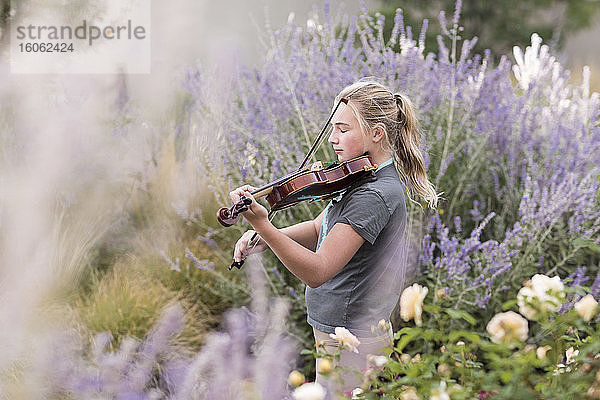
[172,0,600,396]
[321,274,600,399]
[2,0,595,398]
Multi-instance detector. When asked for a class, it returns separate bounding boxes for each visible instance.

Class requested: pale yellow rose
[536,345,551,360]
[574,294,598,321]
[329,327,360,353]
[288,370,305,387]
[486,311,529,347]
[400,283,429,326]
[517,274,564,319]
[292,382,326,400]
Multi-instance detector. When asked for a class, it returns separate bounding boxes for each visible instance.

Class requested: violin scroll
[217,196,253,227]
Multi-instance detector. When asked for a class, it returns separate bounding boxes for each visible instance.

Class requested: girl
[229,79,438,393]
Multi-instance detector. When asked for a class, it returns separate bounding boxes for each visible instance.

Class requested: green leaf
[448,330,482,344]
[423,304,441,313]
[444,308,476,325]
[394,327,419,340]
[500,370,513,384]
[573,237,600,253]
[394,328,422,352]
[502,299,518,310]
[422,329,444,341]
[396,334,416,352]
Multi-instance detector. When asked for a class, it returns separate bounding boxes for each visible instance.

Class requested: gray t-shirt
[305,162,408,335]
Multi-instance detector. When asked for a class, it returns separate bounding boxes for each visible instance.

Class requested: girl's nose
[328,130,338,144]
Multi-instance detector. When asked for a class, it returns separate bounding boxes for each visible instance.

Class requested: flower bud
[317,358,332,374]
[582,363,593,374]
[523,344,535,354]
[435,289,449,301]
[287,370,305,387]
[367,354,389,368]
[400,353,411,363]
[437,363,450,377]
[411,354,421,363]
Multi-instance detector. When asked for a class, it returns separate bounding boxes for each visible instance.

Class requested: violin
[216,154,378,227]
[217,92,374,270]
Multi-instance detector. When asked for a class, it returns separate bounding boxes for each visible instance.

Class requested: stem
[435,22,459,188]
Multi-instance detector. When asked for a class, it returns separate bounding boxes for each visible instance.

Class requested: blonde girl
[230,78,437,393]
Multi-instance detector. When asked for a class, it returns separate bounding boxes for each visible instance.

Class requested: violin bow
[298,97,348,171]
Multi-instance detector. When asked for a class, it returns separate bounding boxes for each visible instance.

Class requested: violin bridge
[310,161,324,171]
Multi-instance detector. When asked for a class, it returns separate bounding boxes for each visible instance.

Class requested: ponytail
[335,79,439,208]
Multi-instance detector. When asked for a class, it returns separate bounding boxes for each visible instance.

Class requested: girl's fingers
[234,230,255,262]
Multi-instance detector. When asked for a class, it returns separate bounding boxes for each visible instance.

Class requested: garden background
[1,0,600,399]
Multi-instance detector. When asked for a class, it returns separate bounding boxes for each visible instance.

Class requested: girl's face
[328,104,369,162]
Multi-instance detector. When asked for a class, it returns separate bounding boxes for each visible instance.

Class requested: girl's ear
[371,123,386,143]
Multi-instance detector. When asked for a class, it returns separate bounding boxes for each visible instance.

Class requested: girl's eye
[340,129,348,133]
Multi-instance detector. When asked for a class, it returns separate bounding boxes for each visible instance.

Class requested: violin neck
[250,168,304,198]
[252,186,274,198]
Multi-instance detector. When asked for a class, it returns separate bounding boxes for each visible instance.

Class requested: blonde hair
[335,79,439,208]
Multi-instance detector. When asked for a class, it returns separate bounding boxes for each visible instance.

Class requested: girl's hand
[229,184,269,228]
[233,230,268,263]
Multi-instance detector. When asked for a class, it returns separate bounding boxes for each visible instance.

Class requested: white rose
[292,382,326,400]
[565,347,579,364]
[351,388,364,399]
[574,294,598,321]
[329,327,360,353]
[400,283,429,326]
[486,311,529,347]
[517,274,564,319]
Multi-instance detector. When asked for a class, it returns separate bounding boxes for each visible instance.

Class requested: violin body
[265,155,376,211]
[217,155,377,227]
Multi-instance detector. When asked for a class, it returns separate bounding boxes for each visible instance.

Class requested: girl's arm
[231,186,363,288]
[280,208,325,250]
[256,221,364,288]
[233,208,325,261]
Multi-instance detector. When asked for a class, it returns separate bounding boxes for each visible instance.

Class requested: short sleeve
[338,188,391,245]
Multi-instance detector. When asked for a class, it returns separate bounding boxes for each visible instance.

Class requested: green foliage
[315,280,600,398]
[73,262,216,350]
